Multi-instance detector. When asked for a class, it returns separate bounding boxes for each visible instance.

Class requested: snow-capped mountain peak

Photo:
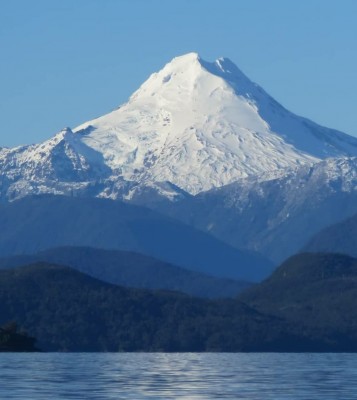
[2,53,357,201]
[71,53,357,195]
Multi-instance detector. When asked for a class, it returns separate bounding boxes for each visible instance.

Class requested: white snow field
[2,52,357,201]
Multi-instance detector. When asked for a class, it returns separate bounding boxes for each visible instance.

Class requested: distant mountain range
[0,195,273,282]
[3,53,357,352]
[0,246,251,298]
[2,53,357,267]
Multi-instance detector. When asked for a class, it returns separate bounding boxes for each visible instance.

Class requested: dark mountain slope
[0,263,304,352]
[3,257,357,352]
[0,195,273,281]
[239,253,357,350]
[0,246,251,298]
[304,213,357,258]
[156,158,357,264]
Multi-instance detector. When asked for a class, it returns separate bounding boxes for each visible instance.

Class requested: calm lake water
[0,353,356,399]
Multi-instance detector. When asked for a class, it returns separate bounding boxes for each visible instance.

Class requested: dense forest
[0,263,312,352]
[2,253,357,352]
[240,253,357,351]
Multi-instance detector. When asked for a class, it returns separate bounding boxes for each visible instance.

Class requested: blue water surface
[0,353,356,399]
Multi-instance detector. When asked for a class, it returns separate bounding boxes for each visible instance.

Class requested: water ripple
[0,353,357,399]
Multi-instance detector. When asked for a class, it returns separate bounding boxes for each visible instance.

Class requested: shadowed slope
[0,195,273,281]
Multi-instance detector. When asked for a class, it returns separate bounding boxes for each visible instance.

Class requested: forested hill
[4,255,357,352]
[0,262,312,352]
[239,252,357,351]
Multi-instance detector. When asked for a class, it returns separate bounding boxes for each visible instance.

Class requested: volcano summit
[1,53,357,201]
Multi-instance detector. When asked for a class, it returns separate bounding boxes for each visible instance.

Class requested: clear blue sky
[1,0,357,147]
